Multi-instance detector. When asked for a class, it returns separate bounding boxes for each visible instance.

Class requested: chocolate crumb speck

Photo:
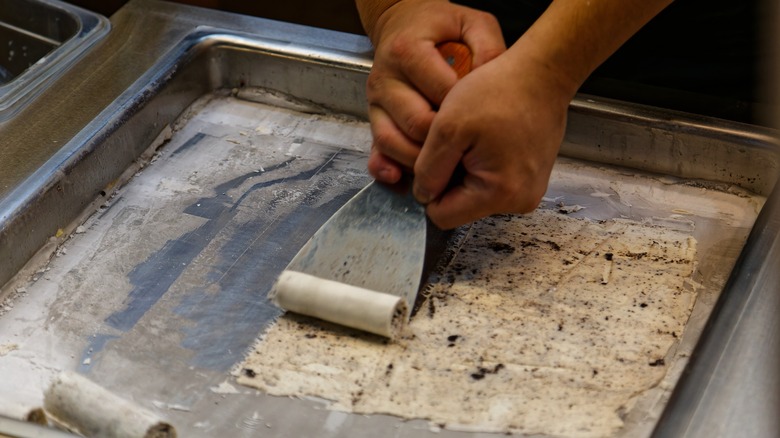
[648,358,666,367]
[447,335,460,342]
[487,242,515,253]
[242,368,256,378]
[470,364,504,381]
[605,253,614,261]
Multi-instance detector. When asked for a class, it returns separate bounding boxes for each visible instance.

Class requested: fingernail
[414,187,433,204]
[377,167,394,182]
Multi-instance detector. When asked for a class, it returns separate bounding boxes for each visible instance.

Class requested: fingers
[391,42,462,107]
[409,50,563,229]
[412,115,469,204]
[365,67,438,143]
[424,176,494,229]
[368,104,425,169]
[425,175,546,230]
[362,0,510,204]
[459,11,507,67]
[365,47,442,172]
[367,147,403,184]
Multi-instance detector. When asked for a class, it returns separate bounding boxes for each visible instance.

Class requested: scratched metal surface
[0,1,777,437]
[0,93,380,434]
[0,89,766,438]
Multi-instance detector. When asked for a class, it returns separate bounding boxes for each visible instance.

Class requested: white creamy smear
[236,209,698,437]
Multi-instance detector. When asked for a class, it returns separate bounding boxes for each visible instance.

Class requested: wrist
[503,41,581,108]
[355,0,401,43]
[356,0,449,45]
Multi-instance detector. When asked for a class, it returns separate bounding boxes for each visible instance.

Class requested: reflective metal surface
[0,0,110,120]
[0,0,777,436]
[653,184,780,437]
[285,180,427,311]
[0,3,374,292]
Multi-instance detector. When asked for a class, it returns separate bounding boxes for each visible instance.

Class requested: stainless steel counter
[0,0,375,288]
[0,0,777,436]
[0,0,110,120]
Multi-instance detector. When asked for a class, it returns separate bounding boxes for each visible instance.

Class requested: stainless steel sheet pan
[0,1,777,437]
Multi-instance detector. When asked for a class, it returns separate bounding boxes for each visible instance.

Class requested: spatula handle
[436,41,472,78]
[434,41,471,195]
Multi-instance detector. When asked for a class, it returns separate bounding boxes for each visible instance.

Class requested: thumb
[425,174,493,229]
[412,118,469,205]
[460,15,506,67]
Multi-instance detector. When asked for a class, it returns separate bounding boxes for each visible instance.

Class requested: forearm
[508,0,674,97]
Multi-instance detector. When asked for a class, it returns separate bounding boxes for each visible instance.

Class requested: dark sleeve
[452,0,769,124]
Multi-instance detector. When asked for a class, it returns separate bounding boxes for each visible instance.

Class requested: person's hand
[413,43,578,229]
[362,0,505,183]
[359,0,673,229]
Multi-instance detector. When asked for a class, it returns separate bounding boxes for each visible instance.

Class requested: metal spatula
[268,42,471,338]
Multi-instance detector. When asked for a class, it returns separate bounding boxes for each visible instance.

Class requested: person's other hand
[413,44,578,229]
[364,0,505,183]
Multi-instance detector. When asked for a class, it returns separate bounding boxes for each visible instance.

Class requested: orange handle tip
[436,41,472,78]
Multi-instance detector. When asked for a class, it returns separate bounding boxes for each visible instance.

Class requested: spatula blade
[285,180,426,309]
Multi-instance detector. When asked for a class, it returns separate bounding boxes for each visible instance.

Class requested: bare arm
[413,0,674,228]
[354,0,398,43]
[516,0,674,94]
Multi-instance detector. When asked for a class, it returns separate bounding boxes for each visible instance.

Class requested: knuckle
[404,112,432,141]
[492,179,543,214]
[513,185,545,214]
[429,213,454,230]
[478,10,501,29]
[366,149,385,173]
[386,36,414,61]
[433,118,460,143]
[468,9,502,37]
[518,193,544,214]
[484,46,506,62]
[493,181,519,207]
[372,130,395,153]
[430,85,449,107]
[365,70,386,98]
